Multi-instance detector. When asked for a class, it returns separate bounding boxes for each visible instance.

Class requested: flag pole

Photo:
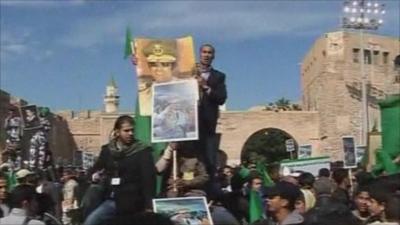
[173,149,177,192]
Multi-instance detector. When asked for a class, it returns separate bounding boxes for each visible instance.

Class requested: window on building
[322,50,326,57]
[353,48,360,63]
[373,51,379,65]
[383,52,389,64]
[364,50,371,64]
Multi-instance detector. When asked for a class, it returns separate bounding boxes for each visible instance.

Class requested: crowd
[0,146,399,225]
[1,43,399,225]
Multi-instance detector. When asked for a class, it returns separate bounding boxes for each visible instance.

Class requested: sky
[1,0,399,112]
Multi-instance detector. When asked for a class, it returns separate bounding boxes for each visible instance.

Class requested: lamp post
[342,0,385,146]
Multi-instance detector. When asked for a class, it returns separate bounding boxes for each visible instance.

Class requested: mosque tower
[104,76,119,113]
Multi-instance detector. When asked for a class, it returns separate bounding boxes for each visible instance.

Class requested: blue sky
[1,0,399,112]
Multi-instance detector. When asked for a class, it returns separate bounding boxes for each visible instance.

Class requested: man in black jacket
[84,115,156,225]
[196,44,227,178]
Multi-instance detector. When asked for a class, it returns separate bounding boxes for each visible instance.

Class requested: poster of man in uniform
[298,144,312,159]
[134,36,196,115]
[153,197,213,225]
[20,105,41,130]
[342,136,357,168]
[152,80,198,143]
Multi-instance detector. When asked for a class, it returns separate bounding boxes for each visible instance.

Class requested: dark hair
[10,184,38,208]
[305,200,361,225]
[354,185,369,197]
[113,115,134,131]
[129,212,173,225]
[368,188,389,204]
[385,194,400,222]
[299,172,315,188]
[200,43,215,53]
[332,168,348,185]
[267,181,301,211]
[248,173,263,185]
[355,171,374,187]
[318,168,330,178]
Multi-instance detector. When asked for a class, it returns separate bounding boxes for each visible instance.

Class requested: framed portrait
[20,105,41,130]
[342,136,357,168]
[135,36,196,116]
[153,197,213,225]
[298,144,312,159]
[151,80,199,143]
[355,145,366,164]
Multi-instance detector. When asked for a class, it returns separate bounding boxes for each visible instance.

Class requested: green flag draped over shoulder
[134,98,166,194]
[124,27,133,59]
[249,189,264,223]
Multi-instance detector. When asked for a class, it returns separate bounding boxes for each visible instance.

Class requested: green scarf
[108,138,149,159]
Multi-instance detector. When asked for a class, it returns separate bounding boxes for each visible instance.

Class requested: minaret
[104,76,119,113]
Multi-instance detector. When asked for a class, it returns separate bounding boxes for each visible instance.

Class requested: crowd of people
[1,43,399,225]
[0,148,399,225]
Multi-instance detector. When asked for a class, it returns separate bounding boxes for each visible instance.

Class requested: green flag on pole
[124,27,133,59]
[249,189,264,223]
[134,99,166,194]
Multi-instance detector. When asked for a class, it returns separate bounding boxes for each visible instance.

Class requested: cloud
[0,0,86,7]
[58,1,340,48]
[0,30,54,62]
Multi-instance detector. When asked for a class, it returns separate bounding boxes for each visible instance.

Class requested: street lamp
[342,0,385,146]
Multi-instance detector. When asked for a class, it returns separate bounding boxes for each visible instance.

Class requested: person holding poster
[196,44,227,178]
[155,142,209,198]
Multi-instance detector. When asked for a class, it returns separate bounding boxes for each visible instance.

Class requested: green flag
[256,161,274,187]
[249,189,264,223]
[238,166,250,179]
[6,171,17,192]
[124,27,133,59]
[134,99,166,194]
[373,95,400,176]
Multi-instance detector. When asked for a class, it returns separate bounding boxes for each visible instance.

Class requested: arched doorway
[240,128,298,165]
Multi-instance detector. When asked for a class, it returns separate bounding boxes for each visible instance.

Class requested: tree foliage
[241,128,296,165]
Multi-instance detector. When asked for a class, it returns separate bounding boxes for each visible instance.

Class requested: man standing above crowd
[131,42,227,178]
[196,44,227,177]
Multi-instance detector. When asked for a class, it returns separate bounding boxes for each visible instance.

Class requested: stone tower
[104,77,119,113]
[301,31,399,159]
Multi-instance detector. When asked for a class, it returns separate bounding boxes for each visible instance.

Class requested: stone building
[301,30,400,160]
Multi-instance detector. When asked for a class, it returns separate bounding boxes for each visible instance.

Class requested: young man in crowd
[253,181,304,225]
[365,189,389,224]
[352,186,370,223]
[331,168,351,208]
[0,184,45,225]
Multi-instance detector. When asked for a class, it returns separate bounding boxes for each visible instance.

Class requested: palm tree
[275,97,291,110]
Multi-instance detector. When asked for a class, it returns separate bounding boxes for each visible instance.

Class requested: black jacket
[198,68,227,135]
[93,144,156,223]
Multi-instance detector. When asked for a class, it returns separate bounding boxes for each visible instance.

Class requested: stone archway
[216,111,320,164]
[240,128,298,165]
